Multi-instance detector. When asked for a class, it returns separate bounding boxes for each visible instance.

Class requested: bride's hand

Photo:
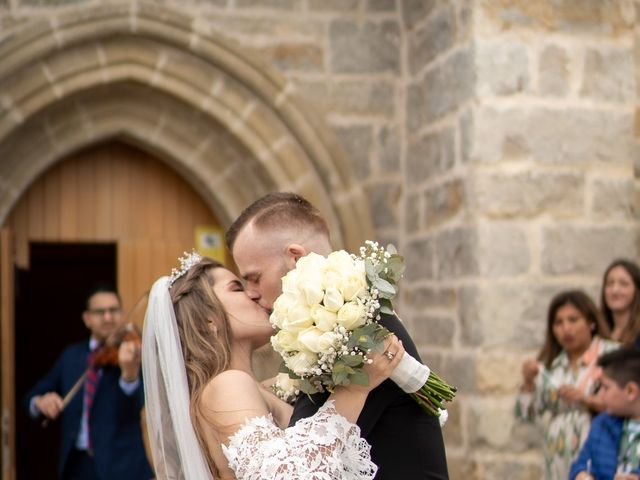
[349,335,405,394]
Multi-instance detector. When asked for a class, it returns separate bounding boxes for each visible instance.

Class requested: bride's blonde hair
[170,257,232,477]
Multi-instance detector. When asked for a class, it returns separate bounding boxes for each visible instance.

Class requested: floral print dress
[515,336,619,480]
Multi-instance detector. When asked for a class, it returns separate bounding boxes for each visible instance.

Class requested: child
[516,290,618,480]
[570,347,640,480]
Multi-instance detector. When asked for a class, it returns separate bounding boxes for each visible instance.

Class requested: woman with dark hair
[600,258,640,346]
[515,290,618,480]
[142,254,404,479]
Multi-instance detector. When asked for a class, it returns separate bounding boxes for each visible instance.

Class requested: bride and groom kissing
[142,192,449,479]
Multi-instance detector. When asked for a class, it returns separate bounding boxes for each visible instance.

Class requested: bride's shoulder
[201,370,270,428]
[202,370,263,406]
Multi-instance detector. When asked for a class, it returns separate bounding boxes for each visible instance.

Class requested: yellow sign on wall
[195,225,226,264]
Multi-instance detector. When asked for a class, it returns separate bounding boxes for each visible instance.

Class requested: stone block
[406,285,456,310]
[411,313,455,347]
[203,16,324,43]
[401,0,437,30]
[460,109,472,164]
[471,106,634,165]
[333,124,373,178]
[434,227,478,279]
[439,353,477,394]
[459,283,555,348]
[468,399,517,449]
[476,0,634,34]
[441,399,463,447]
[475,352,523,394]
[542,225,639,275]
[257,42,323,72]
[539,44,570,96]
[476,223,530,277]
[581,48,634,102]
[446,455,478,480]
[592,178,638,220]
[329,19,400,74]
[377,125,400,172]
[366,181,400,229]
[296,79,395,117]
[479,460,544,480]
[408,47,474,130]
[406,128,455,186]
[405,191,420,233]
[366,0,396,12]
[308,0,359,11]
[471,171,584,219]
[423,178,465,228]
[476,40,530,96]
[408,4,455,75]
[405,236,435,281]
[236,0,303,9]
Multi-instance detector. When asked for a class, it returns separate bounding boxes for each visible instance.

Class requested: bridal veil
[142,276,213,480]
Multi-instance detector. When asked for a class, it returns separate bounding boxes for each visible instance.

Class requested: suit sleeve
[23,350,67,416]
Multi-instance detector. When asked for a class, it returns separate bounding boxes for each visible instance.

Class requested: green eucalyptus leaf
[349,369,370,387]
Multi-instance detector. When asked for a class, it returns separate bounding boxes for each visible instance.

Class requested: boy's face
[600,372,637,417]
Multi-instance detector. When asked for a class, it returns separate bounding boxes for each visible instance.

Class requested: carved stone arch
[0,1,372,248]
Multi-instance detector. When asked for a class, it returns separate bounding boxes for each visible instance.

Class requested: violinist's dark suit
[25,341,153,480]
[289,314,449,480]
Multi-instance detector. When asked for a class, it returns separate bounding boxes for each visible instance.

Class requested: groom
[226,192,449,479]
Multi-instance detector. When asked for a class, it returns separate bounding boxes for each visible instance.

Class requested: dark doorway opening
[15,243,116,480]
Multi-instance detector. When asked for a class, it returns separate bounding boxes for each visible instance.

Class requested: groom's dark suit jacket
[25,341,153,480]
[289,314,449,479]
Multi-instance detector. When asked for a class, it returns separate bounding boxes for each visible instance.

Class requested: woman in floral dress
[516,290,619,480]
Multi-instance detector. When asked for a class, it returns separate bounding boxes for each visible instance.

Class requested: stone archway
[0,1,372,248]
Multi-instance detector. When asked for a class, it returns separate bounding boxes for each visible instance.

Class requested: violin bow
[41,290,149,427]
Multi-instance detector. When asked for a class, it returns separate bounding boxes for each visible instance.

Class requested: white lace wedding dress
[222,401,377,480]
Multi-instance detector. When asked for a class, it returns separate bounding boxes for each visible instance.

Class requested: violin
[92,322,142,368]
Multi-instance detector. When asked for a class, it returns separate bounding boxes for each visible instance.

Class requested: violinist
[25,283,154,480]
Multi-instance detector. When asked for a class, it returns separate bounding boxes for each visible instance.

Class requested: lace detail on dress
[222,400,377,480]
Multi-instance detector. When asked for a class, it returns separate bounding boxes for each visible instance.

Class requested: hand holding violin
[118,339,141,382]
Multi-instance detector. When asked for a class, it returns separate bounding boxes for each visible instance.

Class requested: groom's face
[232,224,291,313]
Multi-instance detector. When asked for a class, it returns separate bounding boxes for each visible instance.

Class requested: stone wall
[1,0,639,478]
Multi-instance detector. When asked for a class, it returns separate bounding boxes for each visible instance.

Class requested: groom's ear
[285,243,308,268]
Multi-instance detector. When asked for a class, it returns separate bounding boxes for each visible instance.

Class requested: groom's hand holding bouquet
[270,241,456,426]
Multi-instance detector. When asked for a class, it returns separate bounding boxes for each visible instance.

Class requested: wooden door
[6,142,224,322]
[1,228,15,480]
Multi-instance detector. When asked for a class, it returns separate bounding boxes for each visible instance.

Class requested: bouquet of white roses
[270,241,456,423]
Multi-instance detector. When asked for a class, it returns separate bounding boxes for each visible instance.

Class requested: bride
[142,254,404,479]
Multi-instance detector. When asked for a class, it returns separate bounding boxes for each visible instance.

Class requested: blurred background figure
[24,283,153,480]
[516,290,619,480]
[601,259,640,347]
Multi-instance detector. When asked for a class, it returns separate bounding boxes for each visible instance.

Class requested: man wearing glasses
[25,284,153,480]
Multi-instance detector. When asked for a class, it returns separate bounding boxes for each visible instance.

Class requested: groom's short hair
[225,192,329,250]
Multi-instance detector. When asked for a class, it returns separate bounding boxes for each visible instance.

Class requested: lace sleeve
[222,400,377,480]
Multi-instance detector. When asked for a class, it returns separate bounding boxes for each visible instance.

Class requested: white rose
[326,250,354,275]
[337,301,367,330]
[311,304,338,332]
[317,331,339,353]
[270,291,297,329]
[339,268,367,301]
[301,282,324,307]
[322,287,344,313]
[297,327,324,353]
[275,372,299,394]
[271,329,300,353]
[285,350,318,375]
[282,300,314,332]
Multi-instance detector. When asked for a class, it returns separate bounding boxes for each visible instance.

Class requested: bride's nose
[246,288,260,301]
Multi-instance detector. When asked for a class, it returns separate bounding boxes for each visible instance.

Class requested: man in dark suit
[25,284,153,480]
[226,192,449,480]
